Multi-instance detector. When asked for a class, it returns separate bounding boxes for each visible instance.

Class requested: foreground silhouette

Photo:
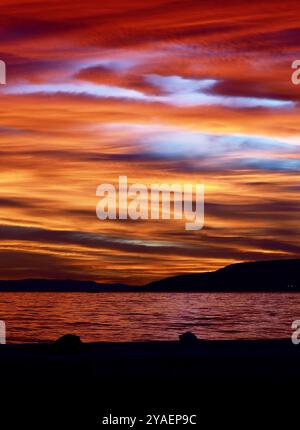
[1,332,300,427]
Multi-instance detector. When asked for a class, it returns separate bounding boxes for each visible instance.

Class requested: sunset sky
[0,0,300,284]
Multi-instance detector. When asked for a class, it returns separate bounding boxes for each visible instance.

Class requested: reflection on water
[0,292,299,343]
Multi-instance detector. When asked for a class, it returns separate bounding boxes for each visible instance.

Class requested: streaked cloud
[0,0,300,283]
[5,73,295,109]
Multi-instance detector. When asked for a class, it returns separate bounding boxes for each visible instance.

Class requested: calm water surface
[0,292,299,343]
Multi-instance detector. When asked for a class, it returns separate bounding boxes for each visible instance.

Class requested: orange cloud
[0,0,300,284]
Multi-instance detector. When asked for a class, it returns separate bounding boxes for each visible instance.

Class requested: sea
[0,292,299,343]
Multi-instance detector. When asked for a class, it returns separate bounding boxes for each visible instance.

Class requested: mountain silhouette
[0,259,299,292]
[145,259,300,291]
[0,279,130,292]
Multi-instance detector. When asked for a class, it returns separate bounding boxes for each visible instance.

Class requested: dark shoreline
[2,338,299,385]
[2,338,299,426]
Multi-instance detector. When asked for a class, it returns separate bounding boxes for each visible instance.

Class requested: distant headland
[0,259,299,292]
